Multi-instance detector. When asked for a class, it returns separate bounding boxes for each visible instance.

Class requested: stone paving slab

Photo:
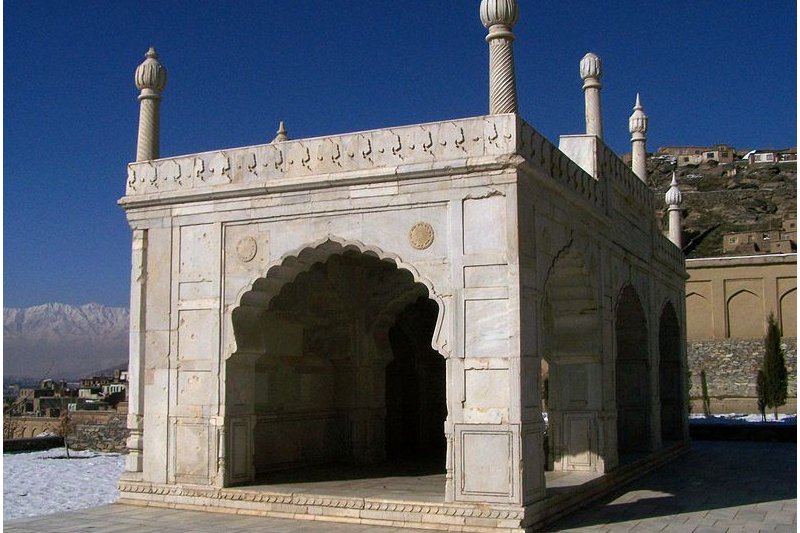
[5,441,796,533]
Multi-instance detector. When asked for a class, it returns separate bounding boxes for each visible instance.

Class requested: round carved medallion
[236,236,258,263]
[409,222,435,250]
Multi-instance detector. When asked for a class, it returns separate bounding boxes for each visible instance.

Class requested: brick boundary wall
[688,338,797,414]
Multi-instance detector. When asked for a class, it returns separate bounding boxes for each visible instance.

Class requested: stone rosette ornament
[409,222,435,250]
[236,236,258,262]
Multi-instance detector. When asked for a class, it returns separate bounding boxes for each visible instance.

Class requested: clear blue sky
[4,1,796,308]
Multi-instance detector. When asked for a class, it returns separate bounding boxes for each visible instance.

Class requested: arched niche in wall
[686,292,713,340]
[780,288,796,337]
[726,289,764,338]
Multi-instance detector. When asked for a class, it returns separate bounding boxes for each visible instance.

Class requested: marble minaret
[629,93,648,182]
[665,172,683,249]
[580,53,603,138]
[134,47,167,161]
[480,0,519,114]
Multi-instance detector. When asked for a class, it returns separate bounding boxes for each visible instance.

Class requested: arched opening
[385,297,446,464]
[658,302,683,442]
[541,248,602,472]
[615,285,651,456]
[229,242,446,487]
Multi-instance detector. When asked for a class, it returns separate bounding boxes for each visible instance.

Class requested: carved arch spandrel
[228,235,451,360]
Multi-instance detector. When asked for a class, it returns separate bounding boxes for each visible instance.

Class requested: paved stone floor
[5,441,796,532]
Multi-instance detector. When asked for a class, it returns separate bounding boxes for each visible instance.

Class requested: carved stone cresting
[236,237,258,263]
[409,222,435,250]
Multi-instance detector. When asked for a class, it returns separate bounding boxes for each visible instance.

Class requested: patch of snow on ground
[689,413,797,425]
[3,448,125,521]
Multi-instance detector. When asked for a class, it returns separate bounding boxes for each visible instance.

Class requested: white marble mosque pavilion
[118,2,689,531]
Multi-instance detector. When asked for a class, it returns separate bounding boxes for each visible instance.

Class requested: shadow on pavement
[545,440,796,531]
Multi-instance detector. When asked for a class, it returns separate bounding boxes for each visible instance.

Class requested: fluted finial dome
[665,173,682,206]
[580,52,602,81]
[629,93,648,134]
[135,47,167,93]
[272,121,289,143]
[480,0,519,28]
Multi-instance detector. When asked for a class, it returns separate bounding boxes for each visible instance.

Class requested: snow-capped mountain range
[4,303,130,381]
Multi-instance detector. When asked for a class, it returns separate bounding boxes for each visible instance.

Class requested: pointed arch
[726,289,763,338]
[686,291,713,340]
[780,288,796,337]
[615,283,651,454]
[658,300,683,442]
[541,243,602,472]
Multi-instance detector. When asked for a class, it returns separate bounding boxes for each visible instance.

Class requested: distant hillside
[647,159,797,257]
[3,303,129,382]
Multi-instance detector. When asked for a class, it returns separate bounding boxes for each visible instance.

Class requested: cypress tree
[762,313,788,420]
[756,369,767,422]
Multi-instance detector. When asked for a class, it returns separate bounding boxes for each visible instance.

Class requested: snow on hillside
[3,449,125,521]
[3,303,129,340]
[3,303,130,381]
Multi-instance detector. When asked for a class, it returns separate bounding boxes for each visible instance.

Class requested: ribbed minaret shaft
[629,93,648,182]
[134,47,167,161]
[580,53,603,138]
[480,0,519,114]
[665,173,683,249]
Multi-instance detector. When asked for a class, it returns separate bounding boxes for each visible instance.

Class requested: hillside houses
[4,369,128,418]
[654,145,796,167]
[722,219,797,255]
[657,144,736,166]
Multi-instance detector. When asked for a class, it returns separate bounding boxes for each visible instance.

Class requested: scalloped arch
[231,235,449,358]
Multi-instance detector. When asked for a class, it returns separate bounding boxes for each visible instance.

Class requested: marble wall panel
[179,224,218,277]
[463,196,506,255]
[455,425,518,502]
[177,309,217,363]
[173,420,213,483]
[464,299,509,357]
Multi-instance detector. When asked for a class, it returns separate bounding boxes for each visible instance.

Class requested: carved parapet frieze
[122,116,519,202]
[518,121,605,210]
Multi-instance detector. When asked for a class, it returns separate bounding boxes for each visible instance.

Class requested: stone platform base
[118,443,688,533]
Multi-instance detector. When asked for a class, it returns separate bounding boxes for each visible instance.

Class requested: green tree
[761,313,788,420]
